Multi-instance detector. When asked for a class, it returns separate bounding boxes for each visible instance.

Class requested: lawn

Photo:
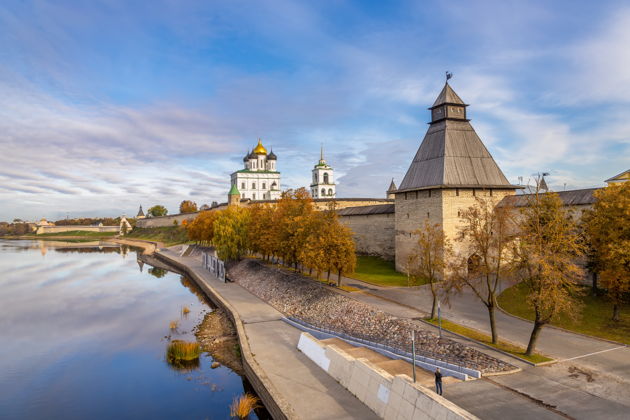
[125,226,189,246]
[30,230,118,238]
[498,282,630,345]
[347,255,423,287]
[425,318,552,364]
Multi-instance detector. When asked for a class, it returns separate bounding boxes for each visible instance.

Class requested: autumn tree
[213,207,251,261]
[148,205,168,217]
[413,220,453,320]
[450,196,514,344]
[298,211,330,279]
[584,182,630,321]
[273,188,315,269]
[515,182,584,355]
[187,210,218,245]
[179,200,198,213]
[247,204,278,261]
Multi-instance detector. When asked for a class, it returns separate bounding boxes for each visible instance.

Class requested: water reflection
[0,239,266,420]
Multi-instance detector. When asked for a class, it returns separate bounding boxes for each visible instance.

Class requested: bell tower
[310,145,336,199]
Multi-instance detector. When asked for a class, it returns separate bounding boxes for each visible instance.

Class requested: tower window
[323,173,329,184]
[428,190,432,198]
[328,188,333,195]
[321,188,326,196]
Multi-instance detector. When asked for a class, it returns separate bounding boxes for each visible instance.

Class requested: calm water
[0,239,265,420]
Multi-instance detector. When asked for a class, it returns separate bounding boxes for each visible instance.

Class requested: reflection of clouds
[0,241,211,386]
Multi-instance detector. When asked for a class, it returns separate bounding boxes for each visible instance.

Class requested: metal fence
[284,316,481,379]
[202,252,226,282]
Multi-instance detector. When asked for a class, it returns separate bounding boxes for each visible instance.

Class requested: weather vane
[446,71,453,81]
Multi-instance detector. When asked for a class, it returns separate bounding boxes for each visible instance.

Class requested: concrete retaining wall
[37,225,119,234]
[298,332,479,420]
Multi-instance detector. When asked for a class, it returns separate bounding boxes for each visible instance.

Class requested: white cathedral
[230,139,281,201]
[230,139,336,201]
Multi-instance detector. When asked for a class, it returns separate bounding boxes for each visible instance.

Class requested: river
[0,239,267,419]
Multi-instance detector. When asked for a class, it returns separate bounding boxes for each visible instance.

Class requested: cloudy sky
[1,0,629,221]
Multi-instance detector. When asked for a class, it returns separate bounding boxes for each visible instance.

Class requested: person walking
[435,368,443,395]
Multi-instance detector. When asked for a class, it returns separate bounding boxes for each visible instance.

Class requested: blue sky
[1,0,629,221]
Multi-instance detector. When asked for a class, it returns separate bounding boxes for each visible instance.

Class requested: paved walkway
[339,275,630,419]
[157,249,379,420]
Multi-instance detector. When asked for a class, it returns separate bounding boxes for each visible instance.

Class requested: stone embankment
[229,259,515,374]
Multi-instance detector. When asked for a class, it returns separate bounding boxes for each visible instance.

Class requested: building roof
[499,188,600,208]
[387,179,397,193]
[337,204,395,216]
[229,184,240,196]
[253,138,267,155]
[398,83,517,193]
[268,148,277,160]
[136,205,144,217]
[605,169,629,183]
[431,82,466,108]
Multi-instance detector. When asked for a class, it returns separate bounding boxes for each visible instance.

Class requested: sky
[1,0,629,221]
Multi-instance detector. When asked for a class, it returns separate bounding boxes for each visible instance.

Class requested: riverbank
[106,238,162,255]
[155,247,380,420]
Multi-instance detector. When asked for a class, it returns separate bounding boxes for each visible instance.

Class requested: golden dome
[253,138,267,155]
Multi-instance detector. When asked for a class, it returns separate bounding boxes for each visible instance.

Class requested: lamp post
[412,330,416,383]
[438,300,442,339]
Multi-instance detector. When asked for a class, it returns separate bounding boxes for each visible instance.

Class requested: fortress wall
[394,190,444,272]
[135,212,199,228]
[339,212,395,260]
[36,225,119,234]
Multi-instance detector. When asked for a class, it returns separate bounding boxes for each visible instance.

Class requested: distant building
[605,169,629,185]
[136,205,145,219]
[310,146,336,198]
[231,139,281,201]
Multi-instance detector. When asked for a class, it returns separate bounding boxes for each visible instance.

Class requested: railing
[284,316,481,379]
[201,251,226,282]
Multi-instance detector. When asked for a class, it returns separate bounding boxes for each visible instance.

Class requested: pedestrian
[435,368,443,395]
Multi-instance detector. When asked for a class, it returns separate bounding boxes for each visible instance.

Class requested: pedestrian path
[156,249,379,420]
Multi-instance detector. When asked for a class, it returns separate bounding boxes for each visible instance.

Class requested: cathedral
[230,139,281,201]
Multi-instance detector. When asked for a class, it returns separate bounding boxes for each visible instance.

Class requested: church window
[241,182,245,190]
[323,173,329,184]
[262,183,266,189]
[314,173,318,183]
[328,188,333,195]
[242,194,244,198]
[321,188,326,196]
[252,182,256,189]
[253,193,256,200]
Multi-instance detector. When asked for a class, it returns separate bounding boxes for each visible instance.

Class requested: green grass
[347,255,422,287]
[425,318,552,364]
[125,226,189,246]
[498,282,630,345]
[30,230,118,238]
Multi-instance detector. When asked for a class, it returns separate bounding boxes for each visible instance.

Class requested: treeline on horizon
[185,188,356,284]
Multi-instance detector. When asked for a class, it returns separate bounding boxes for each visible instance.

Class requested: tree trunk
[327,270,331,282]
[612,303,620,322]
[337,269,342,287]
[488,304,498,344]
[526,321,544,356]
[592,272,598,295]
[430,295,437,319]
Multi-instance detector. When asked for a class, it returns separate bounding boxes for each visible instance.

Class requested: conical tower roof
[398,83,516,192]
[431,82,466,108]
[387,179,397,193]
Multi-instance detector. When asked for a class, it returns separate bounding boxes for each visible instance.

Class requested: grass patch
[166,340,201,361]
[169,320,179,330]
[182,306,191,315]
[425,318,552,364]
[347,256,421,287]
[339,285,361,292]
[30,230,118,238]
[498,282,630,345]
[125,226,189,246]
[230,393,260,419]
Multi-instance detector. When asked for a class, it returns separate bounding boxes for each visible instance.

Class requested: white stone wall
[298,333,479,420]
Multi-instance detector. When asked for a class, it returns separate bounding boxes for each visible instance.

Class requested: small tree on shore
[414,220,452,320]
[187,210,218,246]
[515,181,584,355]
[449,196,514,344]
[179,200,198,214]
[584,182,630,321]
[213,207,251,261]
[148,205,168,217]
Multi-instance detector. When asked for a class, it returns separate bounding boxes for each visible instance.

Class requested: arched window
[328,188,333,196]
[241,182,245,189]
[313,173,317,183]
[321,188,326,196]
[271,182,277,189]
[323,173,329,184]
[252,193,256,200]
[252,182,256,189]
[262,183,266,189]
